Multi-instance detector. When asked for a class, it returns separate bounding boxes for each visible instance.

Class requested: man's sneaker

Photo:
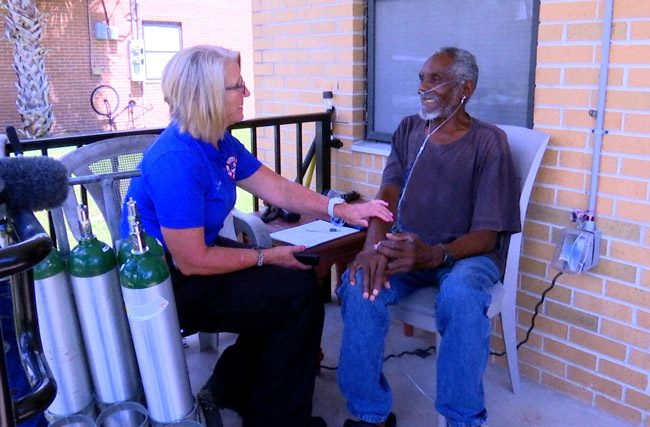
[196,387,224,427]
[343,412,396,427]
[311,416,327,427]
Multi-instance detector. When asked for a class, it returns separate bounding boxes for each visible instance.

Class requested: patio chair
[389,124,549,425]
[51,133,271,351]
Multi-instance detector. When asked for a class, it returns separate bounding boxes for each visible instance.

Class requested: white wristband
[328,197,345,218]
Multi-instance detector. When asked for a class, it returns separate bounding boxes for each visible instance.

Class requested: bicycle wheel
[90,84,120,117]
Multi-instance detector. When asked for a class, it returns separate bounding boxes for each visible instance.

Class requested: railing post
[315,110,333,194]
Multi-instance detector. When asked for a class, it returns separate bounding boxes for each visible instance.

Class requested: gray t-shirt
[381,115,521,275]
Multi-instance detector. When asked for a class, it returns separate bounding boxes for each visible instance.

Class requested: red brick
[569,328,627,360]
[595,395,642,425]
[598,359,648,390]
[543,337,597,369]
[601,319,650,349]
[567,365,622,398]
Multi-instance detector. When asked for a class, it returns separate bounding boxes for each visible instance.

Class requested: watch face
[444,253,455,267]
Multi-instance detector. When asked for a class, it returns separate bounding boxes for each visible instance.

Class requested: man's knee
[436,262,494,316]
[338,269,393,322]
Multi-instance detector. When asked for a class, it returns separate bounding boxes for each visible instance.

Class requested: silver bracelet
[256,248,264,267]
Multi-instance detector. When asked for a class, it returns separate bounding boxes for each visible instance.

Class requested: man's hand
[348,248,390,301]
[375,232,440,275]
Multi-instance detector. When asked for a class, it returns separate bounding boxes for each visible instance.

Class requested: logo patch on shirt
[226,156,237,180]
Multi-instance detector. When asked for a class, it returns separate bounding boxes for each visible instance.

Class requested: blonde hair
[162,45,240,143]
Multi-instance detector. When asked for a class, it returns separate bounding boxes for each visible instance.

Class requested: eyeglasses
[225,80,247,93]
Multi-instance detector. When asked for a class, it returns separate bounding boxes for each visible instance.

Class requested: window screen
[367,0,539,141]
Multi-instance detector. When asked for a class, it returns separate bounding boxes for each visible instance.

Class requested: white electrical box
[129,39,146,82]
[95,22,119,40]
[552,227,601,274]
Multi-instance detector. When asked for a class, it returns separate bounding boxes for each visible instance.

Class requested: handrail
[6,111,335,211]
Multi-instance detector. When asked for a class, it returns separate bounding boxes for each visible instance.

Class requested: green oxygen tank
[117,198,163,266]
[34,248,95,420]
[67,204,141,408]
[120,200,194,424]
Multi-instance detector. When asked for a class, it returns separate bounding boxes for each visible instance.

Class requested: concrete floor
[184,304,633,427]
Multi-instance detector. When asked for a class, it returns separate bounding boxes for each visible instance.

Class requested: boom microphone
[0,156,69,211]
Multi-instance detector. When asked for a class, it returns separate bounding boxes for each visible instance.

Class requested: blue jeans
[337,255,499,427]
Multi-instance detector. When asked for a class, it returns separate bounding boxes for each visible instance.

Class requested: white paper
[270,219,360,248]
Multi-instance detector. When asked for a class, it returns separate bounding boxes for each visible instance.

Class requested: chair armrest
[232,209,272,248]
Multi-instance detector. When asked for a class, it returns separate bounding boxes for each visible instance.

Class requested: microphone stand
[0,204,56,426]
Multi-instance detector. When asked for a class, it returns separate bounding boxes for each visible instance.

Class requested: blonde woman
[120,45,392,427]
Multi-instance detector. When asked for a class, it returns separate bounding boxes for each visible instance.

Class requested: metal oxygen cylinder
[117,198,164,266]
[119,200,194,424]
[33,248,95,419]
[67,204,140,407]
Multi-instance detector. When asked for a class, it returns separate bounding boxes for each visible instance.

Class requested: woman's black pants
[167,243,324,427]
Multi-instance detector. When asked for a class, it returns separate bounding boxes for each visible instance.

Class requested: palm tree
[2,0,54,137]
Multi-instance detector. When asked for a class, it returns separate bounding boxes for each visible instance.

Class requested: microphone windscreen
[0,156,69,211]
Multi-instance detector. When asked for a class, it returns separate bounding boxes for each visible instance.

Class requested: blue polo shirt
[120,122,262,249]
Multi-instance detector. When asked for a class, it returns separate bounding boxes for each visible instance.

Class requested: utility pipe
[588,0,614,218]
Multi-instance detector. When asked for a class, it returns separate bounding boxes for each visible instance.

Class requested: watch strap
[328,197,345,218]
[437,243,455,267]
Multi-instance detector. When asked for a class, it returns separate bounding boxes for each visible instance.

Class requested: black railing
[5,110,335,223]
[230,111,333,210]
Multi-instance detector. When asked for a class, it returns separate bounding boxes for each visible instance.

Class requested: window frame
[366,0,541,142]
[142,21,183,81]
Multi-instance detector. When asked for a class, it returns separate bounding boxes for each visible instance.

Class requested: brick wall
[251,0,369,185]
[524,1,650,424]
[0,0,254,136]
[253,0,650,424]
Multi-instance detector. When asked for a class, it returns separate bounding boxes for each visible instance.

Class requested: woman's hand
[263,245,313,270]
[335,199,393,228]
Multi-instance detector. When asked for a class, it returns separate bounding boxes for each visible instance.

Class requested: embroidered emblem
[225,156,237,180]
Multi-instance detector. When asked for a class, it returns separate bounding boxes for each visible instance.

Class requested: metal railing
[6,110,336,213]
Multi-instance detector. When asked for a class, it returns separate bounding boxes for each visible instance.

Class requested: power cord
[320,345,436,371]
[319,271,563,369]
[490,271,563,357]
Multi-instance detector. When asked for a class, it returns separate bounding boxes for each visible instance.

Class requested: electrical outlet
[552,227,601,274]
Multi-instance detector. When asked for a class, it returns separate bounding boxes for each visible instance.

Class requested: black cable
[490,271,563,357]
[320,345,437,371]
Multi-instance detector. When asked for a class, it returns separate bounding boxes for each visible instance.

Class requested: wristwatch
[256,248,264,267]
[328,197,345,218]
[437,243,455,267]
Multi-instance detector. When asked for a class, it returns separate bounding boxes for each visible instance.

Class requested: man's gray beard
[419,108,439,121]
[419,100,457,121]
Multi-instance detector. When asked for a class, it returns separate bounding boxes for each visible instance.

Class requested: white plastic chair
[389,124,549,425]
[52,134,271,351]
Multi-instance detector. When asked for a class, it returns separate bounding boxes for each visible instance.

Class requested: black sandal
[343,412,396,427]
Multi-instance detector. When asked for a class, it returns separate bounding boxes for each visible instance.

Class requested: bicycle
[90,84,136,130]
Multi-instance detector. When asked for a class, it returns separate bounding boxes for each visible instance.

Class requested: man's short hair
[437,47,479,86]
[162,45,240,143]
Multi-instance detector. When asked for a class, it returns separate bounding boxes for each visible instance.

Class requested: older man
[337,47,521,427]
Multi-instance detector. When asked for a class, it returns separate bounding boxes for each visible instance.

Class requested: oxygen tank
[33,248,95,419]
[120,200,194,424]
[67,205,140,407]
[117,198,163,266]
